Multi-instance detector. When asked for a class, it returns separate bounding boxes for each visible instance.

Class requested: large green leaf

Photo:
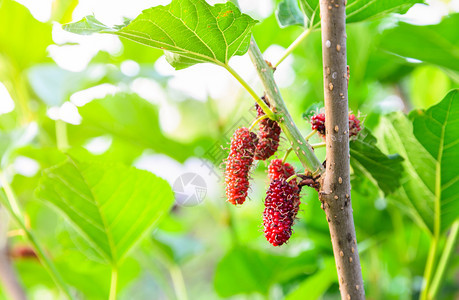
[276,0,305,28]
[280,0,421,28]
[411,89,459,232]
[36,157,174,264]
[0,0,52,70]
[380,14,459,73]
[350,128,404,195]
[345,0,423,23]
[376,112,436,234]
[214,246,317,297]
[285,258,336,300]
[63,0,257,70]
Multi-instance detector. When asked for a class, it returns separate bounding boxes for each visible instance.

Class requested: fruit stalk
[318,0,365,299]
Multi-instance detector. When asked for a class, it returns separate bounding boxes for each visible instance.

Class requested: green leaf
[27,64,102,106]
[0,124,38,167]
[75,93,209,163]
[36,157,174,264]
[62,15,114,35]
[345,0,423,23]
[376,112,436,234]
[410,66,452,110]
[63,0,258,70]
[296,0,422,28]
[380,14,459,72]
[214,246,317,297]
[285,258,336,300]
[302,102,323,120]
[350,128,404,195]
[276,0,305,28]
[298,0,319,26]
[411,89,459,232]
[51,0,79,23]
[0,0,52,69]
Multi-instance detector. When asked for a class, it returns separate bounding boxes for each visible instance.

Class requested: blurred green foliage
[0,0,458,299]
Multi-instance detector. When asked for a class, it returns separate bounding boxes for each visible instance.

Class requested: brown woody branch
[318,0,365,299]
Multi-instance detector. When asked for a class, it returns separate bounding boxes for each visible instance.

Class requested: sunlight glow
[50,23,122,72]
[84,136,113,155]
[14,156,40,177]
[0,82,15,115]
[70,83,120,107]
[402,0,455,25]
[15,0,52,22]
[47,102,82,125]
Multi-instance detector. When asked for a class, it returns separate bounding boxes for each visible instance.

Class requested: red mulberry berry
[9,245,38,260]
[263,180,300,246]
[311,113,326,135]
[225,127,258,205]
[348,114,361,137]
[254,101,281,160]
[268,159,295,182]
[310,113,362,137]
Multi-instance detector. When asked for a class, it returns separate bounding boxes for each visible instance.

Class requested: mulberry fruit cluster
[263,179,300,246]
[310,113,326,135]
[268,159,295,182]
[348,114,361,137]
[254,102,281,161]
[225,127,258,205]
[310,113,362,137]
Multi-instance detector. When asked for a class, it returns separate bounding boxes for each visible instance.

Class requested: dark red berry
[9,245,38,260]
[348,114,361,137]
[254,101,281,160]
[268,159,295,182]
[311,113,326,135]
[310,113,362,137]
[225,127,258,205]
[263,179,300,246]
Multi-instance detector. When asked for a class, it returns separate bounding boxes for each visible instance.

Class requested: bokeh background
[0,0,458,299]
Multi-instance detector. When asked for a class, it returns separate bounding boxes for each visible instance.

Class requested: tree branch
[0,208,26,300]
[248,38,324,175]
[318,1,365,299]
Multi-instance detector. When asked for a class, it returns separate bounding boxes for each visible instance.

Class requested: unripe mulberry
[225,127,258,205]
[268,159,295,182]
[310,113,362,137]
[263,179,300,246]
[254,102,281,160]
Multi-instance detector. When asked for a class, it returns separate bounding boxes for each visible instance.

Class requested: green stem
[304,129,317,141]
[223,64,274,119]
[282,148,293,163]
[109,265,118,300]
[428,220,459,299]
[421,130,445,300]
[249,114,269,131]
[0,171,74,300]
[55,120,69,151]
[248,37,324,176]
[420,237,438,300]
[273,29,311,69]
[286,174,298,183]
[0,172,22,219]
[310,142,326,148]
[170,264,188,300]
